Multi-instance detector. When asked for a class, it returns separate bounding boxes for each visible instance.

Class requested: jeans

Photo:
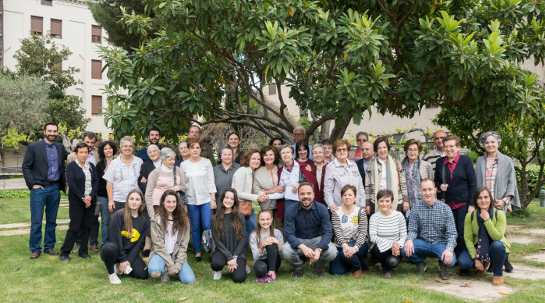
[329,241,369,275]
[148,254,196,284]
[60,202,95,256]
[457,241,506,277]
[245,209,257,250]
[451,204,469,257]
[401,239,457,267]
[285,199,299,213]
[282,236,338,270]
[371,245,402,274]
[98,196,110,243]
[29,183,61,253]
[187,203,211,254]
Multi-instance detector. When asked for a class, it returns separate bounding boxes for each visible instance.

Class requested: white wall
[3,0,111,137]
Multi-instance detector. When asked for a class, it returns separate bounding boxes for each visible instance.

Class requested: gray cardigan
[475,151,521,211]
[232,166,258,204]
[253,166,280,210]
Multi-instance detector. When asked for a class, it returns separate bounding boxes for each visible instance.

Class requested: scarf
[403,158,423,207]
[474,205,494,264]
[370,155,399,210]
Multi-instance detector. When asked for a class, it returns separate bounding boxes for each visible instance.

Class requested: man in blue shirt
[136,127,161,162]
[402,178,458,280]
[283,182,337,278]
[22,122,68,259]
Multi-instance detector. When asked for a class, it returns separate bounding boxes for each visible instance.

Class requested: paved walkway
[0,178,28,191]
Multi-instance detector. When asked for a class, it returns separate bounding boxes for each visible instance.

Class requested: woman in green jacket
[457,187,510,285]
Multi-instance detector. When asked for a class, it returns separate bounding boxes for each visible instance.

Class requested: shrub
[516,165,545,194]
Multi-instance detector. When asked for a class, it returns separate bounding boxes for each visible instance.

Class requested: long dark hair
[295,140,310,160]
[120,189,145,238]
[252,209,273,247]
[213,188,244,241]
[156,190,189,235]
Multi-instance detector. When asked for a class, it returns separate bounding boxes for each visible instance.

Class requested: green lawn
[1,198,545,302]
[0,197,70,224]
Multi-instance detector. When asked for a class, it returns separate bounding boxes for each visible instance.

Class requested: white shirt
[378,157,388,190]
[181,158,216,205]
[278,161,301,201]
[102,156,143,202]
[87,151,96,166]
[165,220,178,254]
[153,159,161,168]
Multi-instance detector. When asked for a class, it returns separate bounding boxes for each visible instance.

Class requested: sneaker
[439,265,449,280]
[213,270,222,280]
[493,276,504,285]
[201,229,212,253]
[160,273,170,283]
[108,273,122,284]
[292,268,304,278]
[256,273,276,283]
[314,264,325,278]
[416,261,427,276]
[246,264,251,274]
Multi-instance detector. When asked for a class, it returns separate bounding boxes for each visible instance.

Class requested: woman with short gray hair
[475,131,520,273]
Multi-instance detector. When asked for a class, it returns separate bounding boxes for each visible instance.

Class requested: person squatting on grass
[249,210,284,283]
[100,190,149,284]
[210,188,247,283]
[282,182,337,278]
[147,190,195,284]
[329,184,369,277]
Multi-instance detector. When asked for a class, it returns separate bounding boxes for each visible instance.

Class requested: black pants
[451,204,469,257]
[99,242,148,279]
[254,244,282,278]
[210,251,247,283]
[60,202,95,256]
[371,245,402,275]
[76,214,99,247]
[107,202,126,226]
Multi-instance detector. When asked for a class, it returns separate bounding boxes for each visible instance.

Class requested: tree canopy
[99,0,545,143]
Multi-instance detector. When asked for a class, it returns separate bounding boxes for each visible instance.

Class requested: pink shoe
[256,274,276,283]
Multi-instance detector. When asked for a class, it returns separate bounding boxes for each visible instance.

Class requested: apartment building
[2,0,110,136]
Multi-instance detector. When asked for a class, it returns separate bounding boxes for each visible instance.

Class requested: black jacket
[66,161,99,205]
[434,155,477,206]
[355,158,367,186]
[22,139,68,192]
[138,160,158,194]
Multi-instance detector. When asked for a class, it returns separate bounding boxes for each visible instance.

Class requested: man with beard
[136,127,161,162]
[22,122,69,259]
[282,183,337,278]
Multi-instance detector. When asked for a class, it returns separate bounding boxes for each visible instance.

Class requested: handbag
[239,173,254,219]
[173,166,188,204]
[94,201,102,216]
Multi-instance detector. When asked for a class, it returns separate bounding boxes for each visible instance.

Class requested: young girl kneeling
[147,190,196,284]
[250,210,284,283]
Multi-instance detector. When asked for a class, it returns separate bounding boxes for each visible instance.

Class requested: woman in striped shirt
[329,185,369,277]
[369,189,407,278]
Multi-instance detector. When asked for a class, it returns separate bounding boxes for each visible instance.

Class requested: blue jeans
[29,183,61,253]
[401,239,457,267]
[187,203,211,254]
[245,209,257,250]
[148,254,196,284]
[98,196,110,244]
[457,241,506,277]
[329,241,369,275]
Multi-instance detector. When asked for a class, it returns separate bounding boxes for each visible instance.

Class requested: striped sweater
[369,211,407,252]
[330,206,368,249]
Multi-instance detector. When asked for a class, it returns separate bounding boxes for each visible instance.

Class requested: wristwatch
[232,255,238,259]
[502,197,510,206]
[354,245,359,251]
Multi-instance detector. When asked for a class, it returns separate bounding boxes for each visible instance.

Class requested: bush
[516,165,545,194]
[465,151,479,164]
[506,207,531,218]
[0,190,67,198]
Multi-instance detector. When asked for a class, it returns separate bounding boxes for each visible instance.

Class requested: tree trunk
[518,163,531,208]
[329,113,353,141]
[320,120,331,141]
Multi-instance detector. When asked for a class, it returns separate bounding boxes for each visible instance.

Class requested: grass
[0,197,70,224]
[506,200,545,229]
[1,198,545,302]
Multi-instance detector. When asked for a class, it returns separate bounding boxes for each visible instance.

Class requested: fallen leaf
[13,268,20,272]
[213,286,223,290]
[466,280,472,286]
[178,297,188,301]
[405,300,412,303]
[499,290,510,295]
[195,277,203,281]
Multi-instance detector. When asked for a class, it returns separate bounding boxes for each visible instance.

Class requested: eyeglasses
[336,148,348,153]
[407,148,419,152]
[444,144,457,149]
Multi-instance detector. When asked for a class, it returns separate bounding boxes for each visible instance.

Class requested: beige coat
[147,214,190,274]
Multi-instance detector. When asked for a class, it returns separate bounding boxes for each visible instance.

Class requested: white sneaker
[108,273,121,284]
[160,273,170,283]
[213,270,222,280]
[114,264,119,274]
[246,265,251,274]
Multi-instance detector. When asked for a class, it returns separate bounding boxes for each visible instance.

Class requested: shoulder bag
[239,173,254,219]
[173,166,188,204]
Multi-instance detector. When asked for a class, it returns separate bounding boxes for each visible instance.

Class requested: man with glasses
[423,130,447,175]
[348,131,369,161]
[292,126,313,160]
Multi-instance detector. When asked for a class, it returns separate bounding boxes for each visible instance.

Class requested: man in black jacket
[22,122,69,259]
[355,141,375,186]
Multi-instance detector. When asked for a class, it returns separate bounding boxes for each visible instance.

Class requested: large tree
[99,0,545,143]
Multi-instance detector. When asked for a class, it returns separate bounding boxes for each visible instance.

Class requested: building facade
[2,0,110,136]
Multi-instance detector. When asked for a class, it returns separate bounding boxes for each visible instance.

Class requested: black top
[138,160,158,194]
[211,212,247,261]
[174,158,184,167]
[95,160,108,197]
[22,140,68,192]
[104,211,148,264]
[434,155,477,206]
[66,161,99,205]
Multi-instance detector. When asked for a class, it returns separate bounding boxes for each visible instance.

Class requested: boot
[504,255,513,273]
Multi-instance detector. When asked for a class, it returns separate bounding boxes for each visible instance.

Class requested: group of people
[22,123,519,286]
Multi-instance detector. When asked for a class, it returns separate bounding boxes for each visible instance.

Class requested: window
[269,83,276,95]
[92,25,102,43]
[41,0,52,6]
[31,16,43,36]
[92,96,102,115]
[91,60,102,79]
[51,19,62,38]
